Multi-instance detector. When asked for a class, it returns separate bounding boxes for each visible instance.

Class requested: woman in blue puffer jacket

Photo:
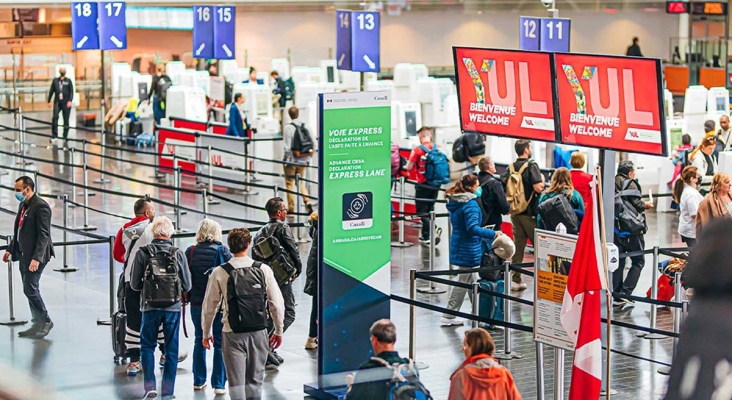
[441,174,501,326]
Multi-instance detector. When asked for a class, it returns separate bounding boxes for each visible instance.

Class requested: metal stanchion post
[166,156,187,218]
[174,166,186,233]
[75,141,97,231]
[408,269,429,370]
[69,147,77,207]
[295,173,307,243]
[54,195,79,272]
[391,177,413,248]
[0,237,28,326]
[273,184,279,198]
[93,124,110,184]
[202,188,209,218]
[535,342,545,400]
[206,146,221,204]
[77,140,96,198]
[417,211,445,294]
[554,348,565,400]
[643,246,664,339]
[96,236,114,326]
[32,170,38,194]
[658,273,683,376]
[495,261,524,360]
[471,282,480,329]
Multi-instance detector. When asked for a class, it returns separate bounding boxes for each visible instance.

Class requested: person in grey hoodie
[129,216,192,400]
[441,175,501,326]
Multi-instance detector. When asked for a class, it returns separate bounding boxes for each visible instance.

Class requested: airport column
[304,91,391,398]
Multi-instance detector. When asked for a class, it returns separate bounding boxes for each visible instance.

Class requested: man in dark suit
[3,176,55,339]
[47,67,74,148]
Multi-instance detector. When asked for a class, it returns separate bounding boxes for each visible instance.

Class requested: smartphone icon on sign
[342,192,373,230]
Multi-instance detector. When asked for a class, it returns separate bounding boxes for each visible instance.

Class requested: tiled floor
[0,114,682,399]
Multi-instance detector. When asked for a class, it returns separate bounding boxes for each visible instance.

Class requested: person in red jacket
[449,328,522,400]
[569,152,593,206]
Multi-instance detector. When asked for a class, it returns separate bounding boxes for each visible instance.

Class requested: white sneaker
[126,361,141,376]
[305,337,318,349]
[511,282,528,291]
[439,317,464,326]
[143,389,157,399]
[193,383,207,391]
[213,388,226,395]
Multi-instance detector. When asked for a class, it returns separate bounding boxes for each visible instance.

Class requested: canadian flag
[560,181,607,400]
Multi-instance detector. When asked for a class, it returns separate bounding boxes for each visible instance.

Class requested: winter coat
[477,171,510,229]
[449,354,522,400]
[184,241,233,307]
[304,221,318,296]
[447,192,497,267]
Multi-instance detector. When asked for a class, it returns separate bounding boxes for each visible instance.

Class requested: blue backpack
[419,145,450,187]
[370,357,433,400]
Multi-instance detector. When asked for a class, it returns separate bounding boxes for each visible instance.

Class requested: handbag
[479,251,504,281]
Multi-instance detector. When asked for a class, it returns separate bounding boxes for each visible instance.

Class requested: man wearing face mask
[47,67,73,147]
[148,64,171,126]
[4,176,55,339]
[225,93,250,138]
[113,198,187,375]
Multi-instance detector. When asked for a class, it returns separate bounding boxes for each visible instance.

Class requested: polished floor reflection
[0,115,681,399]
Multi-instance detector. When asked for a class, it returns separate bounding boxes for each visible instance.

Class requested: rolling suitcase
[126,121,143,146]
[478,279,504,330]
[112,311,128,364]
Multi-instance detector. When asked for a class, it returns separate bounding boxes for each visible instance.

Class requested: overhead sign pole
[305,90,391,399]
[97,1,126,115]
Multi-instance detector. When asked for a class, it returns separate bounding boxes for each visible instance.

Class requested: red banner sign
[157,126,198,175]
[454,47,558,142]
[554,54,667,156]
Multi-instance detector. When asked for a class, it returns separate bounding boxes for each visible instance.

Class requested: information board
[213,5,235,60]
[534,229,576,351]
[317,91,391,377]
[335,10,380,72]
[192,5,214,59]
[453,47,558,142]
[98,2,127,50]
[554,53,668,156]
[71,2,100,50]
[156,126,198,175]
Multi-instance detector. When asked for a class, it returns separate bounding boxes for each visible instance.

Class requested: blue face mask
[15,191,25,202]
[474,187,483,197]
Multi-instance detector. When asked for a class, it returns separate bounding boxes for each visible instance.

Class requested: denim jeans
[190,306,226,389]
[141,310,180,397]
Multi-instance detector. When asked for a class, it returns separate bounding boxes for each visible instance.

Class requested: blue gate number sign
[213,6,235,60]
[519,16,540,51]
[335,10,380,73]
[193,5,214,59]
[350,11,380,72]
[98,2,127,50]
[336,10,352,70]
[540,17,570,52]
[71,2,100,50]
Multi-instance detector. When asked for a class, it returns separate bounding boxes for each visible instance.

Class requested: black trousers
[308,294,317,338]
[681,235,696,248]
[613,234,646,297]
[52,102,71,139]
[19,258,49,325]
[268,282,296,336]
[415,184,440,240]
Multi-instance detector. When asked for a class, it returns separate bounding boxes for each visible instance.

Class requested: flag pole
[595,165,611,399]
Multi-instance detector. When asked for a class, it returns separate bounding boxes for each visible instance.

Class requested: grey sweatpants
[442,266,477,319]
[223,329,269,400]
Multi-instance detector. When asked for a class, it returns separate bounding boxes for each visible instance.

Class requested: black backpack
[221,262,268,333]
[536,191,579,234]
[463,131,485,157]
[452,136,467,163]
[252,225,297,285]
[142,246,181,308]
[615,179,647,236]
[157,78,172,103]
[479,251,504,281]
[291,123,314,156]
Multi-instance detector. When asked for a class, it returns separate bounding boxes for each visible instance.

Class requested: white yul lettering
[462,57,547,113]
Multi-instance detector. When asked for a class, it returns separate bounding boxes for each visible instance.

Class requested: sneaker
[511,282,528,291]
[266,350,281,368]
[159,351,188,367]
[31,321,53,339]
[434,227,443,246]
[142,389,157,399]
[18,324,41,338]
[439,317,464,326]
[127,362,141,376]
[305,337,318,349]
[193,383,207,391]
[419,238,430,246]
[213,388,226,395]
[272,350,284,364]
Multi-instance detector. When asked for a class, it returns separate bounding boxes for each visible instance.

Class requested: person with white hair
[129,216,192,400]
[184,218,233,394]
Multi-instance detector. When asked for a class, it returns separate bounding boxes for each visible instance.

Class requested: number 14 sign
[519,16,570,52]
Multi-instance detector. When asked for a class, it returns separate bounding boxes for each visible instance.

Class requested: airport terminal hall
[2,0,732,399]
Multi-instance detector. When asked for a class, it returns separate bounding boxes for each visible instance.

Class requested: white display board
[707,86,730,116]
[533,229,576,352]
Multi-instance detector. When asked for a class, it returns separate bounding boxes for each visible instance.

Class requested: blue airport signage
[193,5,214,59]
[336,10,380,72]
[336,10,352,70]
[71,2,100,51]
[212,5,235,60]
[540,17,570,52]
[98,2,127,50]
[519,16,540,51]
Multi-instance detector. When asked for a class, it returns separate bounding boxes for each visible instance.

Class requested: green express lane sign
[317,91,391,378]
